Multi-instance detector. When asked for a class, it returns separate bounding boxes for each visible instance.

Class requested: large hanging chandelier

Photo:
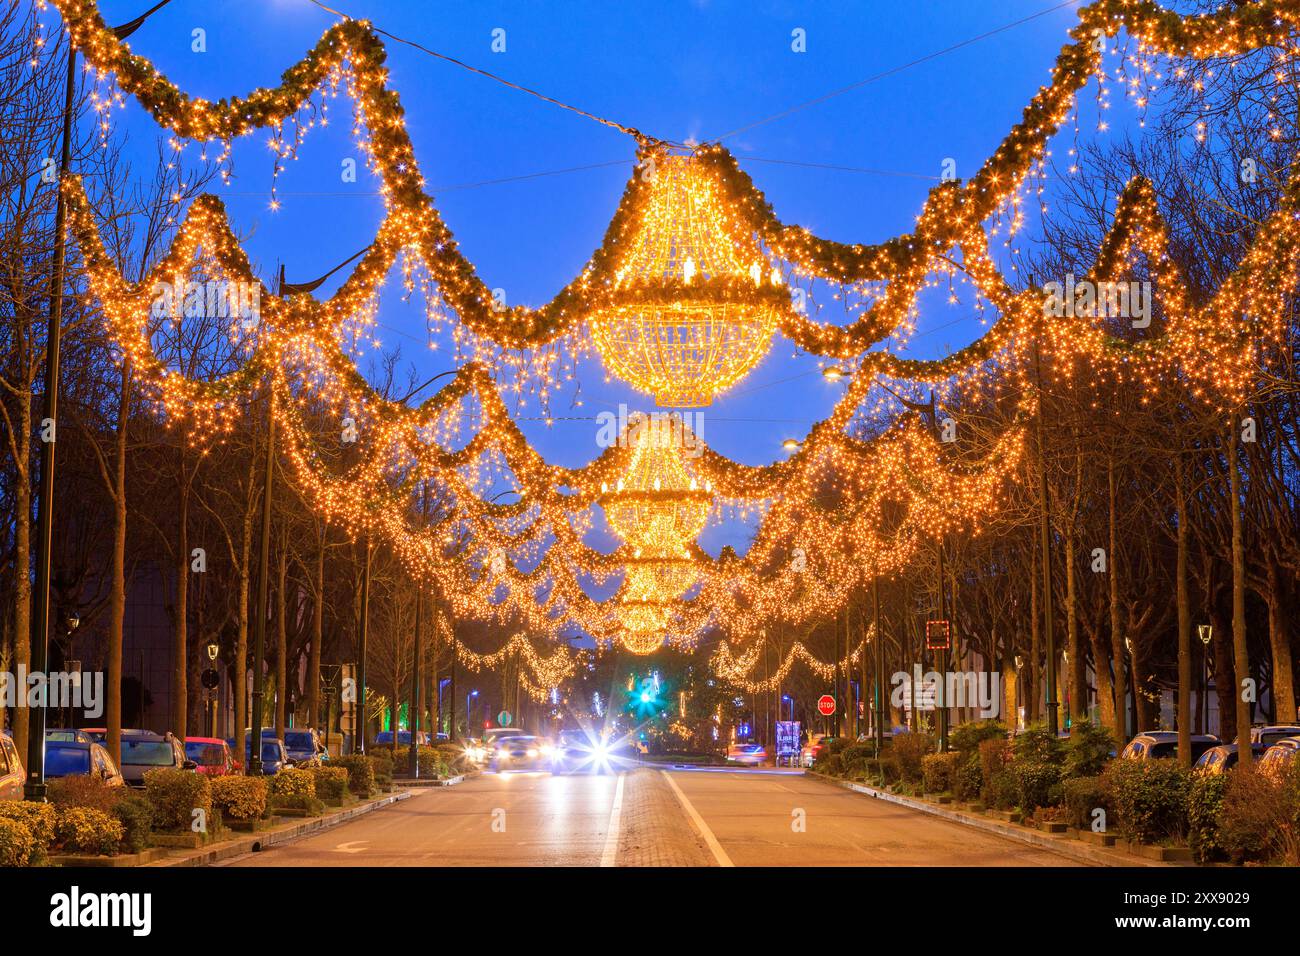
[602,413,711,654]
[588,153,786,407]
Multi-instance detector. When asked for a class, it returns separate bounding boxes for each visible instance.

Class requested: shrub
[954,753,983,801]
[1187,772,1229,864]
[270,766,317,802]
[828,737,852,756]
[839,744,875,778]
[435,743,469,771]
[0,817,37,867]
[55,807,124,856]
[949,720,1007,757]
[310,765,350,801]
[211,775,268,822]
[110,792,154,854]
[1063,721,1116,778]
[143,768,212,832]
[1061,776,1108,831]
[1218,765,1300,865]
[988,769,1018,809]
[921,752,962,794]
[1012,724,1064,765]
[0,801,56,847]
[862,756,900,785]
[1103,759,1191,844]
[978,737,1012,799]
[367,751,394,788]
[892,731,935,783]
[818,754,843,777]
[47,775,118,813]
[1011,760,1063,811]
[330,754,376,796]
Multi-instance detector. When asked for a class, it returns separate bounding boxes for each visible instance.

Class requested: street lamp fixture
[782,438,801,453]
[206,641,220,662]
[821,367,851,383]
[1197,624,1213,646]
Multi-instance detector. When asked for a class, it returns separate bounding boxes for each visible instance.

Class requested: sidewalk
[811,773,1178,867]
[148,790,414,867]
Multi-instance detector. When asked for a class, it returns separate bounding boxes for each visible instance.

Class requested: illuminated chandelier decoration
[588,153,786,407]
[601,413,713,653]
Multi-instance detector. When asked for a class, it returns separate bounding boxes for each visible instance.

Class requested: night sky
[82,0,1112,564]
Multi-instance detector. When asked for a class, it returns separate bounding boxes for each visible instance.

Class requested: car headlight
[526,749,538,758]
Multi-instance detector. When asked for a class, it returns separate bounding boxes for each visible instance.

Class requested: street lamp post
[26,2,172,800]
[466,690,479,735]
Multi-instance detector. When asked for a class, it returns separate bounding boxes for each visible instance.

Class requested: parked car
[1259,736,1300,779]
[45,728,94,743]
[372,730,427,748]
[799,734,840,768]
[81,728,156,746]
[243,734,292,775]
[184,737,237,777]
[1251,725,1300,748]
[726,742,768,766]
[119,733,195,787]
[1193,743,1267,775]
[489,735,547,772]
[1119,731,1220,763]
[0,733,24,800]
[278,728,328,766]
[45,740,124,786]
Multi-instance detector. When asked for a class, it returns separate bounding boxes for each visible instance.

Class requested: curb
[393,772,472,788]
[810,773,1175,868]
[148,790,414,867]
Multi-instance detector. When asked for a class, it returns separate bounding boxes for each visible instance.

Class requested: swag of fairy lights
[52,0,1300,653]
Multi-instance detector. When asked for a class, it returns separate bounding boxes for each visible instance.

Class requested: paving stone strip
[615,769,715,867]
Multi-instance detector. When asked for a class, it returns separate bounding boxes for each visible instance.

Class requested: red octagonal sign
[817,694,836,716]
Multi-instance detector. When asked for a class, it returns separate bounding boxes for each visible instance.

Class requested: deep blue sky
[81,0,1118,559]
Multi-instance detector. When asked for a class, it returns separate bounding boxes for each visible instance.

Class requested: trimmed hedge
[0,801,56,846]
[310,765,350,801]
[55,807,124,856]
[949,720,1008,757]
[1011,760,1063,811]
[143,768,213,832]
[1102,759,1191,844]
[1061,775,1108,831]
[212,775,269,821]
[892,731,935,783]
[921,752,963,794]
[0,817,37,867]
[1187,772,1229,863]
[330,754,376,796]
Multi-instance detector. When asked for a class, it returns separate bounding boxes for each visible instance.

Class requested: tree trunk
[308,531,323,729]
[1176,461,1192,767]
[1212,606,1235,742]
[172,454,189,739]
[1029,546,1040,723]
[235,480,252,750]
[1090,624,1115,731]
[1228,424,1252,763]
[1065,528,1086,726]
[106,361,130,766]
[1108,456,1127,741]
[1265,560,1296,722]
[11,392,32,761]
[275,533,287,739]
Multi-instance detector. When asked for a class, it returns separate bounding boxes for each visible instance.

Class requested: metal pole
[356,538,371,754]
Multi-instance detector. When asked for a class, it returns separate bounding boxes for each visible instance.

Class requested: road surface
[224,767,1082,867]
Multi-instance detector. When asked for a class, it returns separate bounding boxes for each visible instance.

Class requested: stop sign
[817,694,835,716]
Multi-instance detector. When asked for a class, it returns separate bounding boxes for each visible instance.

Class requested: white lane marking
[333,841,369,854]
[661,770,734,867]
[599,772,626,867]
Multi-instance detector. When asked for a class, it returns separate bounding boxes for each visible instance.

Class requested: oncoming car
[489,735,548,772]
[726,742,768,766]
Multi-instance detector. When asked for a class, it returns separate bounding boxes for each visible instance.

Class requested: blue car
[373,730,428,747]
[269,727,327,766]
[242,734,292,774]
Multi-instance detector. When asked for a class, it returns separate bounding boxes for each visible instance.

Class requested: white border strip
[599,772,626,867]
[661,770,734,867]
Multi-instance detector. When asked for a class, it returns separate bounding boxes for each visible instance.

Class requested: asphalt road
[224,767,1081,867]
